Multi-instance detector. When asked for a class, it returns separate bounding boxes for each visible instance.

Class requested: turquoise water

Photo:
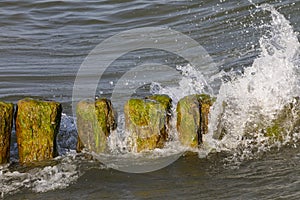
[0,0,299,199]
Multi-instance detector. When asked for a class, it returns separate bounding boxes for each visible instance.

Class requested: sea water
[0,0,299,199]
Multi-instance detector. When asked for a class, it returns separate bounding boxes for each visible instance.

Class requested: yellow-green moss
[264,98,299,141]
[177,95,200,148]
[124,95,171,152]
[0,101,14,164]
[16,98,62,165]
[147,95,172,146]
[146,95,172,111]
[265,123,283,140]
[76,98,116,153]
[126,99,153,126]
[242,97,300,143]
[177,94,214,148]
[136,134,160,152]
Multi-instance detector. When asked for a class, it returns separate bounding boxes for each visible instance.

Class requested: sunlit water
[0,0,299,199]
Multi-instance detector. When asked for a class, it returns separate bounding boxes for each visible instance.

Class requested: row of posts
[0,94,214,165]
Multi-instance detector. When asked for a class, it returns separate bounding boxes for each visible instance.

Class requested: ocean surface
[0,0,300,199]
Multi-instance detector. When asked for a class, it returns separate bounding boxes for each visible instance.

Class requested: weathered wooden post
[124,95,172,152]
[16,98,62,164]
[176,94,214,148]
[76,98,117,153]
[0,101,14,164]
[264,97,300,140]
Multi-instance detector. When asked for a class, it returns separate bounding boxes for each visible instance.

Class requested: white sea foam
[0,153,79,197]
[204,4,300,162]
[150,64,213,104]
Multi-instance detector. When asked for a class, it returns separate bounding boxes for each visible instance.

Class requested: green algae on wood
[265,97,300,141]
[176,94,214,148]
[0,101,14,164]
[239,97,300,143]
[124,95,172,152]
[196,94,215,139]
[146,94,172,145]
[177,95,201,148]
[16,98,62,165]
[76,98,117,153]
[146,94,172,111]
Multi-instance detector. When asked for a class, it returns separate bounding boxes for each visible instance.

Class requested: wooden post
[76,98,117,153]
[177,94,214,148]
[16,98,62,164]
[124,95,172,152]
[0,101,14,164]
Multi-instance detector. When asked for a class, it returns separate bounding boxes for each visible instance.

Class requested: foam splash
[150,64,213,105]
[0,153,79,197]
[204,4,300,162]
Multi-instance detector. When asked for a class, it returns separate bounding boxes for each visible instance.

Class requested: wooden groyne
[0,95,214,165]
[1,95,298,165]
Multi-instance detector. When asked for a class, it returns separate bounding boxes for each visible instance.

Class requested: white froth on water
[0,153,79,197]
[150,64,213,104]
[31,155,79,193]
[204,4,300,160]
[104,108,186,173]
